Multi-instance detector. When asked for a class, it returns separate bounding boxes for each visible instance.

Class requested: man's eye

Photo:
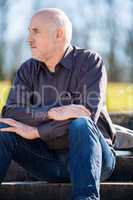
[33,29,39,34]
[34,31,39,34]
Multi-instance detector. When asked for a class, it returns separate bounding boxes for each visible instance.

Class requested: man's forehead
[29,16,48,29]
[30,15,42,24]
[29,14,52,28]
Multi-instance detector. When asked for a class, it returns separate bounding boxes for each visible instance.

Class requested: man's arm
[74,52,107,123]
[0,117,73,141]
[1,61,52,126]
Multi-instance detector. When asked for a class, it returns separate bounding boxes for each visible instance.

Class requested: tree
[125,0,133,82]
[0,0,9,80]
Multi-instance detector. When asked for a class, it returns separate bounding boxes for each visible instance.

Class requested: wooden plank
[4,150,133,182]
[0,182,133,200]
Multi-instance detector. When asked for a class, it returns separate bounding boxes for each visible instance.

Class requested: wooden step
[0,182,133,200]
[101,182,133,200]
[108,151,133,181]
[110,112,133,130]
[4,150,133,182]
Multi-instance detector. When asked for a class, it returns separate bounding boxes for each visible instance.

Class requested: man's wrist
[33,127,40,139]
[47,109,52,120]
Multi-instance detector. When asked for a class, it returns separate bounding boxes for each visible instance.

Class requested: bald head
[32,8,72,46]
[28,8,72,67]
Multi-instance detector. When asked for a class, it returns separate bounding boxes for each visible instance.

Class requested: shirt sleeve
[74,52,107,123]
[1,62,51,126]
[37,119,73,141]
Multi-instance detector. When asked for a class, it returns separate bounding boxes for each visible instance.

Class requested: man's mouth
[29,44,36,49]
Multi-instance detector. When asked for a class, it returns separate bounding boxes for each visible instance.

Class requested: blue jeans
[0,117,116,200]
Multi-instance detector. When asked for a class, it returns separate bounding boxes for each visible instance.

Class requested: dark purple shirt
[2,45,116,149]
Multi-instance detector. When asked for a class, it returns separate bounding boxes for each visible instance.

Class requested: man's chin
[32,55,44,62]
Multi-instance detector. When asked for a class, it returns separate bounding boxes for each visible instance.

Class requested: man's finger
[0,118,17,126]
[0,127,16,133]
[78,106,91,115]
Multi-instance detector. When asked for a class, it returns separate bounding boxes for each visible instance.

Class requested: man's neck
[44,46,67,72]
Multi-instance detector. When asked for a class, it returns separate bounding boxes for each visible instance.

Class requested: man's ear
[55,27,64,42]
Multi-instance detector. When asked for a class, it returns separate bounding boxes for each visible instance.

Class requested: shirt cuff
[37,119,72,142]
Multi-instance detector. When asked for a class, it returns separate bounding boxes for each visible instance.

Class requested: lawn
[107,83,133,112]
[0,81,133,113]
[0,81,11,112]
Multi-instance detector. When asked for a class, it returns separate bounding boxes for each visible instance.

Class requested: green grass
[107,82,133,112]
[0,81,11,112]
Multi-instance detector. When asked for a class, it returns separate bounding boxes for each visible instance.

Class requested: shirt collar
[60,44,74,71]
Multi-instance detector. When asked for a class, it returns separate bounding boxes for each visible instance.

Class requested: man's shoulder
[73,46,103,69]
[17,58,41,75]
[20,58,39,69]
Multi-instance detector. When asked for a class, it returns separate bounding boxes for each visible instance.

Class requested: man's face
[28,15,55,62]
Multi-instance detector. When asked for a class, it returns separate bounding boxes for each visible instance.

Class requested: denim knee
[68,117,95,141]
[69,117,93,130]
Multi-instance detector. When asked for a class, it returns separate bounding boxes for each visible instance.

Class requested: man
[0,8,116,200]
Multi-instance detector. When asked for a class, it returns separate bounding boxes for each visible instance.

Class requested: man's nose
[28,32,34,44]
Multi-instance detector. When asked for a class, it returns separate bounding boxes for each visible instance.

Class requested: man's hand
[0,118,40,140]
[48,104,91,121]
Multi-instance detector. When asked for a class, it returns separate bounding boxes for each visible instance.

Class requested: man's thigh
[12,137,70,182]
[0,122,70,182]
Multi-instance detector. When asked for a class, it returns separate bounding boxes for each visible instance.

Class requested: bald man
[0,8,116,200]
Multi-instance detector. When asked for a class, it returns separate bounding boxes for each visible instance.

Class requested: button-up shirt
[2,45,116,149]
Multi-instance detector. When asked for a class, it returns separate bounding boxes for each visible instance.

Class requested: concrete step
[0,181,133,200]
